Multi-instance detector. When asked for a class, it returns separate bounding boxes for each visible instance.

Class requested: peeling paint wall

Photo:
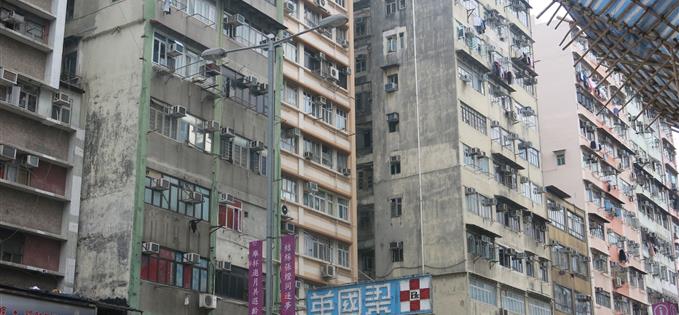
[74,0,145,302]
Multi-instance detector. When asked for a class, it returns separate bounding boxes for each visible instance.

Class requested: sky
[530,0,567,24]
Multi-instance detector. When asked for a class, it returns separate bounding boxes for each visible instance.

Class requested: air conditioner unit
[533,186,545,194]
[150,178,171,191]
[0,10,24,24]
[283,222,295,234]
[506,248,517,256]
[321,264,336,279]
[505,110,518,121]
[295,280,302,289]
[500,165,513,173]
[225,13,245,26]
[304,182,319,192]
[465,187,477,195]
[518,141,532,150]
[0,68,18,86]
[184,252,201,264]
[218,192,236,204]
[142,241,161,254]
[169,105,187,118]
[167,43,184,57]
[470,147,482,156]
[52,92,71,106]
[515,252,527,259]
[460,73,472,83]
[318,52,327,60]
[340,168,351,176]
[315,0,328,11]
[221,127,235,138]
[252,83,268,95]
[491,120,500,128]
[329,67,340,81]
[199,293,218,309]
[201,63,221,77]
[249,140,265,151]
[202,120,220,132]
[482,198,497,207]
[22,155,39,168]
[0,144,17,160]
[303,151,314,160]
[519,176,529,184]
[385,82,398,92]
[236,76,256,88]
[181,190,204,204]
[386,112,399,123]
[390,156,401,162]
[284,1,296,13]
[287,127,301,138]
[613,277,623,288]
[340,40,350,48]
[389,241,403,249]
[576,294,591,302]
[217,260,232,271]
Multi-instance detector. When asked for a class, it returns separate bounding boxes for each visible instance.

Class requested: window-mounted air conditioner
[142,241,160,254]
[150,178,171,191]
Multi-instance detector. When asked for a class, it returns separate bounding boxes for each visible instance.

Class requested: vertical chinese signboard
[653,302,678,315]
[279,235,296,315]
[248,240,263,315]
[306,275,433,315]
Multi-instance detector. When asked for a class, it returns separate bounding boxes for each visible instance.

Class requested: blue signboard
[306,275,433,315]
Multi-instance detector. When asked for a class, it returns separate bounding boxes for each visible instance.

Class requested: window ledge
[0,179,68,202]
[0,100,77,134]
[0,220,66,242]
[299,254,351,272]
[0,260,63,277]
[0,25,51,52]
[282,199,351,226]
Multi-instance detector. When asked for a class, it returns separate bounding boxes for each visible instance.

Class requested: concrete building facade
[355,0,554,314]
[535,21,679,314]
[64,0,289,313]
[62,0,356,313]
[0,0,86,296]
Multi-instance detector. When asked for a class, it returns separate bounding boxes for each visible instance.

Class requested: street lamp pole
[202,15,348,315]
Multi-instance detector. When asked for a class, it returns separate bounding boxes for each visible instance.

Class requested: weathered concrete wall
[23,0,53,13]
[0,110,70,161]
[74,0,145,301]
[0,189,63,234]
[0,34,47,79]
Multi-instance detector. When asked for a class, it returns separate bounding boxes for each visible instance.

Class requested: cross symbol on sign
[400,278,431,312]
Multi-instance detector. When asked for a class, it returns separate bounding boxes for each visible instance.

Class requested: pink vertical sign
[279,235,296,315]
[653,302,678,315]
[248,240,263,315]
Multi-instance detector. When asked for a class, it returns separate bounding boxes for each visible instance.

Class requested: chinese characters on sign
[280,235,296,315]
[306,275,433,315]
[248,240,263,315]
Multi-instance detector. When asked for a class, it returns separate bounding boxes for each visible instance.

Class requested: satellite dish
[281,205,289,216]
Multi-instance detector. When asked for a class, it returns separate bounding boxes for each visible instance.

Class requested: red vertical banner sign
[279,235,296,315]
[248,240,263,315]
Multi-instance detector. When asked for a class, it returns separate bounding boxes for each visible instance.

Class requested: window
[356,55,367,73]
[528,148,540,167]
[336,108,348,131]
[458,63,485,94]
[141,247,209,292]
[51,99,71,124]
[595,289,611,308]
[387,35,397,52]
[282,81,298,107]
[281,176,298,202]
[304,232,333,262]
[385,0,397,15]
[17,82,38,112]
[144,172,210,220]
[216,265,248,300]
[223,136,251,168]
[470,276,496,305]
[539,259,549,282]
[465,190,492,220]
[589,220,605,240]
[575,294,592,315]
[547,200,565,230]
[528,299,552,315]
[337,243,350,267]
[304,189,334,216]
[502,290,525,315]
[387,74,398,85]
[391,241,404,262]
[390,197,402,217]
[334,0,346,7]
[337,198,349,220]
[467,231,495,260]
[358,165,373,191]
[554,285,573,313]
[556,151,566,165]
[461,102,487,134]
[390,157,401,175]
[567,211,585,240]
[218,204,242,232]
[398,0,406,9]
[355,17,368,37]
[281,127,298,153]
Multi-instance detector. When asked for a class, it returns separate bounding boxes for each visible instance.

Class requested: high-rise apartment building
[535,20,679,314]
[279,0,358,297]
[0,0,86,299]
[65,0,289,313]
[355,0,554,313]
[60,0,355,313]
